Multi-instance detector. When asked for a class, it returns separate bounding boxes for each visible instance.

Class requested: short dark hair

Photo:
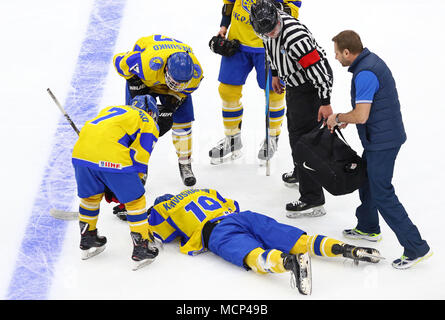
[332,30,364,54]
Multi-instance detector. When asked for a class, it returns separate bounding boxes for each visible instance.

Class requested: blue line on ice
[6,0,126,300]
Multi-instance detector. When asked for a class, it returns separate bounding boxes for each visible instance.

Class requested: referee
[251,0,333,216]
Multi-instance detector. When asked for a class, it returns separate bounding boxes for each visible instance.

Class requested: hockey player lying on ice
[143,188,383,295]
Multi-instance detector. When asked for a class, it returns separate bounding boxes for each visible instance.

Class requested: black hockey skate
[178,161,196,186]
[131,232,159,271]
[79,221,107,260]
[209,133,242,165]
[332,244,384,264]
[282,252,312,295]
[282,168,299,187]
[286,200,326,218]
[113,204,127,221]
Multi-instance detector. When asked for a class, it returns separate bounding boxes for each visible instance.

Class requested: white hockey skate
[209,133,242,165]
[258,136,279,163]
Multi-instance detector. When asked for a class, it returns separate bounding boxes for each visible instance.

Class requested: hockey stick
[47,88,81,220]
[264,58,271,176]
[47,88,80,135]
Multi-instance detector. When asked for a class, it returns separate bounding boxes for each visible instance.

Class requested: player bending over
[72,95,160,270]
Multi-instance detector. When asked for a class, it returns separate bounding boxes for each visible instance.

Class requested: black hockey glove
[156,96,185,136]
[127,76,149,97]
[163,95,184,112]
[157,104,174,137]
[209,36,240,57]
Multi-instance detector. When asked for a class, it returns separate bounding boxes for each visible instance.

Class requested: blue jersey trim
[239,44,265,53]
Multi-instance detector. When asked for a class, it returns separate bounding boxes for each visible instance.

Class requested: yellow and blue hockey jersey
[223,0,301,52]
[72,105,159,174]
[148,189,240,256]
[113,34,204,99]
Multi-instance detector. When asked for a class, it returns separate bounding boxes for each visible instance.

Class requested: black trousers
[286,83,325,204]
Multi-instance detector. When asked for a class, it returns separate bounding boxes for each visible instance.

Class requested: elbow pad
[222,3,234,16]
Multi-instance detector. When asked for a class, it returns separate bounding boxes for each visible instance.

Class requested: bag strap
[312,121,326,145]
[334,126,350,147]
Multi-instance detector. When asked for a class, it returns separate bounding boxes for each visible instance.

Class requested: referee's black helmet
[250,0,279,36]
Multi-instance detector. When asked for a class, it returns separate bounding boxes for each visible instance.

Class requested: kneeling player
[146,189,383,295]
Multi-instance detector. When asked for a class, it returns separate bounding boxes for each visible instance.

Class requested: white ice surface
[1,0,444,300]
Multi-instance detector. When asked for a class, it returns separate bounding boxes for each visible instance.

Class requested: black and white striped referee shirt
[264,11,333,105]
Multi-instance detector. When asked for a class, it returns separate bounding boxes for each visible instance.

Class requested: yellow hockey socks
[291,234,345,258]
[79,193,103,230]
[219,83,243,136]
[172,122,193,160]
[268,91,285,137]
[244,247,287,274]
[125,195,150,240]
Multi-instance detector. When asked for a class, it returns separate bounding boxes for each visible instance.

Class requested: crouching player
[71,95,160,270]
[145,188,383,295]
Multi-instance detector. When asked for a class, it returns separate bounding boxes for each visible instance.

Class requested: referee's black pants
[285,83,325,205]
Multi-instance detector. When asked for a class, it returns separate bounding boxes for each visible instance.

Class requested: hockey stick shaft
[47,88,80,135]
[264,57,271,176]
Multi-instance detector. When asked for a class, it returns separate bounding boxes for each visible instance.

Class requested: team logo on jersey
[149,57,164,71]
[241,0,255,13]
[193,64,202,79]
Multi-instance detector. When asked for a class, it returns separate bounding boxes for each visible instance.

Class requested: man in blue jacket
[327,30,432,269]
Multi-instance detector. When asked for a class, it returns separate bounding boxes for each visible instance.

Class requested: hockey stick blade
[50,208,78,220]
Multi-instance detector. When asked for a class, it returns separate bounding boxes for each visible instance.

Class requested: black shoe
[332,244,383,264]
[130,232,159,270]
[79,221,107,260]
[285,200,326,218]
[178,162,196,186]
[113,204,127,221]
[282,253,312,295]
[282,168,299,185]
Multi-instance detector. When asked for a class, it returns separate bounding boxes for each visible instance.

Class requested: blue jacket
[349,48,406,151]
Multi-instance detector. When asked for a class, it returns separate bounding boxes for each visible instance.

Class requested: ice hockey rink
[1,0,444,302]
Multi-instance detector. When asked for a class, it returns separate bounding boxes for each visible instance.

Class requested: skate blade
[81,245,106,260]
[286,206,326,218]
[291,253,312,295]
[343,233,382,243]
[132,258,155,271]
[358,252,386,263]
[210,151,242,165]
[284,182,299,189]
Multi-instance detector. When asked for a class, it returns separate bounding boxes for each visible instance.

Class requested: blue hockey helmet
[153,193,175,206]
[130,94,159,122]
[165,52,194,92]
